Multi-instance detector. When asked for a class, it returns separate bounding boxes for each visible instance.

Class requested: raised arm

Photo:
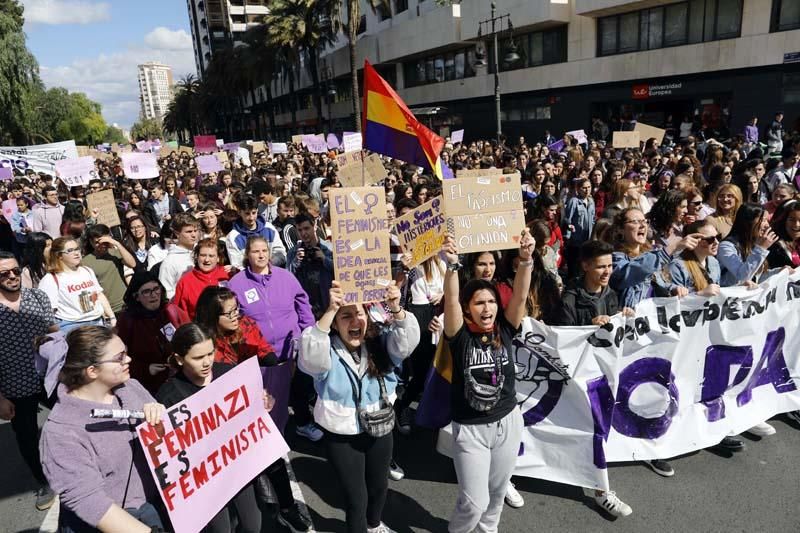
[505,229,535,329]
[442,236,463,338]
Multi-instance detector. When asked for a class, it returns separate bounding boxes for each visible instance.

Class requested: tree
[130,117,164,141]
[0,0,43,144]
[263,0,335,132]
[104,125,127,144]
[164,75,203,143]
[28,87,109,145]
[328,0,390,132]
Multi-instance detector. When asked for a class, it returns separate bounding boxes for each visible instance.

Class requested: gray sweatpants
[448,407,524,533]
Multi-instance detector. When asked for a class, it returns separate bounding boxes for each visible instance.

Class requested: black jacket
[553,281,620,326]
[143,196,183,231]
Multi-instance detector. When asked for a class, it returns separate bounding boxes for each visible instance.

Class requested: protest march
[3,42,800,533]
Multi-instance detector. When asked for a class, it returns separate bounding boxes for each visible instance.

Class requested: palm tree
[263,0,335,132]
[164,75,202,142]
[327,0,390,132]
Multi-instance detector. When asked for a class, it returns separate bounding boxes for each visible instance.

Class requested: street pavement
[3,409,799,533]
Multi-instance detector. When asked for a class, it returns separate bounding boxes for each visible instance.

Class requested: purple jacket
[229,266,314,362]
[40,380,156,527]
[744,124,759,144]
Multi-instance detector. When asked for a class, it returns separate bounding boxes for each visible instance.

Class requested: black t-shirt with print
[448,315,519,425]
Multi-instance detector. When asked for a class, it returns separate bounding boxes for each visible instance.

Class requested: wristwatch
[447,262,462,272]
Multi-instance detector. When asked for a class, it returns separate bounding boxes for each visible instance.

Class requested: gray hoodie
[31,202,65,239]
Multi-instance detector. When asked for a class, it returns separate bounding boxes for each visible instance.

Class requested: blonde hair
[711,184,743,221]
[47,237,79,274]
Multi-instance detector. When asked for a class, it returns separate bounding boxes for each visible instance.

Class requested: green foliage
[130,117,164,141]
[104,125,127,144]
[29,88,109,145]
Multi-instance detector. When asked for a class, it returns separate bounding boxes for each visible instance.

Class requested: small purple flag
[547,139,566,153]
[441,160,454,180]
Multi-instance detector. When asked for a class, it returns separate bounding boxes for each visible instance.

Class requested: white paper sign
[269,142,288,154]
[451,129,464,144]
[566,129,588,144]
[121,153,160,180]
[55,156,97,187]
[343,133,363,153]
[0,140,79,174]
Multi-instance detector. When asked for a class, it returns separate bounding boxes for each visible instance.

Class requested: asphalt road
[3,410,799,533]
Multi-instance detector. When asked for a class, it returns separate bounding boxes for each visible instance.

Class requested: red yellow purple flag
[361,60,445,179]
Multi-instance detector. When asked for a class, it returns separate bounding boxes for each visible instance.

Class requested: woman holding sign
[299,280,420,533]
[39,325,166,532]
[441,229,532,533]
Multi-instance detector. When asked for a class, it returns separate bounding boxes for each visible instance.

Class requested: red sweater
[214,315,277,365]
[172,265,231,318]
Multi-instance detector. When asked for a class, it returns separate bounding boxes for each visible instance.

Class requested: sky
[21,0,198,130]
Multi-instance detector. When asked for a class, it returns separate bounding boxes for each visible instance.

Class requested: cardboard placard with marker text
[392,197,446,267]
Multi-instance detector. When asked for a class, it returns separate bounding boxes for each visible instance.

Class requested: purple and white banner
[439,270,800,491]
[0,140,79,175]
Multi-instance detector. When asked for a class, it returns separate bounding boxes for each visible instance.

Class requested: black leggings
[203,481,260,533]
[325,431,393,533]
[398,303,435,410]
[9,395,46,484]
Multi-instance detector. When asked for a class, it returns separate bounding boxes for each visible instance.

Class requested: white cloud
[144,27,193,51]
[39,30,197,128]
[21,0,111,25]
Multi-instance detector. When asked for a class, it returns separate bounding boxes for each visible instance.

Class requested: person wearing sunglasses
[668,220,724,297]
[116,271,189,394]
[39,325,166,532]
[38,237,115,333]
[0,251,59,511]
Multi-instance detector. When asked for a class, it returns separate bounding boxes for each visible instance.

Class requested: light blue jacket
[717,240,769,287]
[668,256,721,292]
[10,210,32,243]
[611,248,674,308]
[298,315,420,435]
[563,196,595,244]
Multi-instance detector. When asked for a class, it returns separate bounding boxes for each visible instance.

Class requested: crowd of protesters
[2,110,800,532]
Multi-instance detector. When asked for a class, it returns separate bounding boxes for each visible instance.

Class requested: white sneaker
[747,422,776,437]
[594,490,632,517]
[504,482,525,508]
[367,522,397,533]
[388,460,405,481]
[295,423,324,442]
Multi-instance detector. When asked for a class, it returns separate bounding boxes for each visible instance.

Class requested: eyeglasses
[221,306,241,319]
[722,171,732,176]
[129,224,145,231]
[0,267,21,280]
[93,350,128,366]
[59,247,81,255]
[625,219,648,227]
[701,234,721,244]
[138,286,162,298]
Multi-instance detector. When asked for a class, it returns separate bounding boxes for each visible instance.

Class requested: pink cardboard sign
[121,153,160,180]
[55,156,97,187]
[2,199,17,220]
[195,154,224,174]
[193,135,218,154]
[137,358,289,533]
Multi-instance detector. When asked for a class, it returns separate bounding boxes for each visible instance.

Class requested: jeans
[448,408,524,533]
[57,317,103,334]
[58,502,163,532]
[326,431,393,533]
[8,394,46,485]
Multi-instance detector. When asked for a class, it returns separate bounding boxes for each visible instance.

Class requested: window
[395,0,408,14]
[357,14,366,35]
[597,0,742,57]
[772,0,800,31]
[497,25,567,72]
[402,46,478,88]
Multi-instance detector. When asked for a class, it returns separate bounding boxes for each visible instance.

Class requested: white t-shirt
[39,267,104,322]
[409,260,445,305]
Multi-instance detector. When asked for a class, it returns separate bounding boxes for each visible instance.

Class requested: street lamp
[477,2,519,144]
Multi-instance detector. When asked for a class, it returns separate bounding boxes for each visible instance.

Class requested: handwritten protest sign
[179,146,194,155]
[566,129,588,144]
[269,142,288,154]
[0,140,78,174]
[86,190,120,227]
[137,358,289,533]
[55,156,97,187]
[222,142,240,152]
[251,141,266,154]
[214,151,229,165]
[330,187,392,304]
[2,199,17,220]
[343,133,362,153]
[305,136,328,154]
[393,197,446,267]
[612,131,641,149]
[121,153,159,180]
[336,152,385,188]
[326,133,340,150]
[291,134,303,145]
[442,172,525,254]
[135,140,151,152]
[0,167,13,180]
[195,155,224,174]
[456,167,503,179]
[194,135,217,153]
[451,129,464,144]
[633,122,666,144]
[159,147,175,158]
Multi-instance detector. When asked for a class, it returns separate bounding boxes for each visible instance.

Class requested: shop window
[772,0,800,31]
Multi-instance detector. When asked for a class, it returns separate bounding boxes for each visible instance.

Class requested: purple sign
[0,167,13,180]
[195,154,224,174]
[326,133,341,150]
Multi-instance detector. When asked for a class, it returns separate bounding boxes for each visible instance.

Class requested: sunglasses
[93,350,128,366]
[0,267,22,280]
[690,200,703,206]
[59,247,81,255]
[701,234,721,244]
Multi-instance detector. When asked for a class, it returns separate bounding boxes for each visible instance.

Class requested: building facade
[137,62,175,122]
[235,0,800,144]
[186,0,269,78]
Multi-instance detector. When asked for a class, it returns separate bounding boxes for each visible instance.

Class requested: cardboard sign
[442,172,525,254]
[55,156,97,187]
[269,142,288,154]
[195,155,224,174]
[330,187,392,304]
[179,146,194,155]
[121,153,159,180]
[363,154,386,183]
[214,151,230,165]
[566,129,588,144]
[343,133,362,153]
[193,135,217,154]
[335,152,384,188]
[159,147,175,158]
[612,131,641,149]
[137,358,289,533]
[250,141,266,154]
[291,135,303,145]
[393,197,446,267]
[86,189,121,227]
[451,129,464,144]
[456,167,503,179]
[633,122,666,144]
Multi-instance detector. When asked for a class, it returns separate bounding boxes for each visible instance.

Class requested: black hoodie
[554,279,620,326]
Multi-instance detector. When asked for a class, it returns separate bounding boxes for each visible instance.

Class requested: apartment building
[186,0,269,77]
[137,62,175,122]
[241,0,800,143]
